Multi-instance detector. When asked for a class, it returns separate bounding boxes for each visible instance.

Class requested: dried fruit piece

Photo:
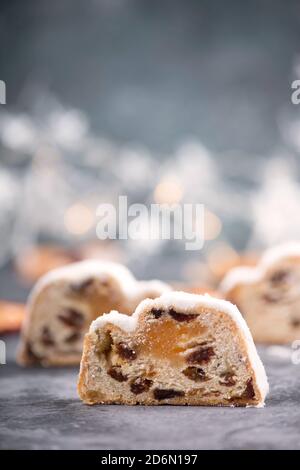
[219,371,236,387]
[262,292,281,303]
[58,308,85,328]
[269,269,289,285]
[168,308,197,322]
[70,278,94,293]
[25,343,38,361]
[151,308,163,319]
[290,317,300,328]
[24,342,42,363]
[182,366,208,382]
[153,388,185,400]
[107,366,128,382]
[130,377,153,395]
[41,327,55,346]
[229,378,256,403]
[242,378,255,399]
[187,346,215,365]
[65,332,81,343]
[95,332,113,357]
[116,342,137,360]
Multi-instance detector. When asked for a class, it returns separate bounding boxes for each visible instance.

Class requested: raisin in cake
[18,261,170,366]
[221,242,300,344]
[78,292,268,406]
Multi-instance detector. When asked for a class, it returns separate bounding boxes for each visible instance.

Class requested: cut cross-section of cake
[78,292,268,406]
[221,242,300,344]
[17,260,170,366]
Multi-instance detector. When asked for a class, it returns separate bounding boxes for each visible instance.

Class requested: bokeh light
[64,202,95,236]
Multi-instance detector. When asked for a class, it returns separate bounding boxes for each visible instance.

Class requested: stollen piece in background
[221,242,300,344]
[18,260,170,366]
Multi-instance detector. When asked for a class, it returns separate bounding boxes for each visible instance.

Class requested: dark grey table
[0,334,299,450]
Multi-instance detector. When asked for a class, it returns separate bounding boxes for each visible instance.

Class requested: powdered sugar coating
[221,242,300,294]
[28,260,170,306]
[260,242,300,267]
[220,266,262,294]
[90,291,269,406]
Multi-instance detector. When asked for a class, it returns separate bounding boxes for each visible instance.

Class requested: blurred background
[1,0,300,309]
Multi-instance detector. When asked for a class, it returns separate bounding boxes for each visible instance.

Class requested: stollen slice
[78,291,268,406]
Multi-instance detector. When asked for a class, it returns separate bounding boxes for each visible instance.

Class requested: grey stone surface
[0,335,299,450]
